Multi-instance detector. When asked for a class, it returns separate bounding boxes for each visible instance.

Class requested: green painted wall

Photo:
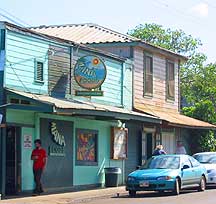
[6,109,125,191]
[36,113,125,186]
[21,127,35,190]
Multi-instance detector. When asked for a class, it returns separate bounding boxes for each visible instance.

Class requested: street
[80,187,216,204]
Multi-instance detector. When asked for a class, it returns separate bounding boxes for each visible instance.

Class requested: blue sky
[1,0,215,62]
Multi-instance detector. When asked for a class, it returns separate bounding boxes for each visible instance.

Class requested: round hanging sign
[74,55,107,89]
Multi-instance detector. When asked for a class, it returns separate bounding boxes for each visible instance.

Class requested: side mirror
[181,164,190,171]
[136,166,141,170]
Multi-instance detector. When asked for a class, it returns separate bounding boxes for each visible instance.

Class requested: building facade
[0,22,160,197]
[32,23,216,166]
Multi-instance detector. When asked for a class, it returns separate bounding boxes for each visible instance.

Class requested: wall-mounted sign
[111,127,128,160]
[23,135,32,149]
[74,55,106,90]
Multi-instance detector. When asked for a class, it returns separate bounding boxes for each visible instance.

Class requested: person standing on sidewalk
[31,139,47,195]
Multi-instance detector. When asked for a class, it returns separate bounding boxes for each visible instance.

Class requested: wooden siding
[96,46,132,58]
[5,30,49,94]
[48,45,70,98]
[133,47,179,112]
[71,50,130,108]
[4,28,133,109]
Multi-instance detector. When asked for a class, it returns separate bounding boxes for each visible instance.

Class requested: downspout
[69,46,73,95]
[121,62,124,107]
[178,59,181,112]
[0,28,6,199]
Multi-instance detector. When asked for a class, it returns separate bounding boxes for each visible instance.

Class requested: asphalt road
[79,186,216,204]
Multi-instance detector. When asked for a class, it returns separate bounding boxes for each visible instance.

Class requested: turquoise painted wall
[36,113,125,186]
[4,30,49,94]
[74,50,133,109]
[6,109,35,191]
[6,109,125,190]
[21,127,35,191]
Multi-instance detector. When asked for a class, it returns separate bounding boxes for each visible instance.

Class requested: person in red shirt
[31,139,47,195]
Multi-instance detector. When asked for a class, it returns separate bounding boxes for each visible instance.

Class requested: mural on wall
[76,129,98,165]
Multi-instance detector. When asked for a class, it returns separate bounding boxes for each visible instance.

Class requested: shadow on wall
[50,74,69,98]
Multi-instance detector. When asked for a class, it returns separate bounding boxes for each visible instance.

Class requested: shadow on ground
[112,189,204,199]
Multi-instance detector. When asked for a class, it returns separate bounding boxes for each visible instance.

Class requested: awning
[6,89,161,124]
[135,106,216,129]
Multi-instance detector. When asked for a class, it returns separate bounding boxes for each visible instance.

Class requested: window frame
[75,128,98,166]
[166,59,175,101]
[34,59,44,83]
[143,52,153,97]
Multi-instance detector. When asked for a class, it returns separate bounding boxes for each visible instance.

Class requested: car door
[189,156,203,184]
[181,156,197,186]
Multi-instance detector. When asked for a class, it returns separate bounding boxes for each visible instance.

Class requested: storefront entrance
[40,118,73,189]
[5,126,21,195]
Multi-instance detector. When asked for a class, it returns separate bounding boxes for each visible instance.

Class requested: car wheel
[129,190,136,197]
[172,178,180,195]
[198,176,206,192]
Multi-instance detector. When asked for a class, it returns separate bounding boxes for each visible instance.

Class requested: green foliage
[199,131,216,152]
[128,23,202,56]
[128,23,216,151]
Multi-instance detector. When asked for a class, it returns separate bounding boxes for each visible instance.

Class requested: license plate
[139,181,149,187]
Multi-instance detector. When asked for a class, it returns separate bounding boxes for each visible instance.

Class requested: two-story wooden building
[0,22,161,198]
[32,23,216,167]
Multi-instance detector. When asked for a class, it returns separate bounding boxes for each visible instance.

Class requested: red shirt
[31,148,47,170]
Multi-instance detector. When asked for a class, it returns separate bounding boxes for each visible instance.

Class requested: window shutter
[144,54,153,96]
[35,61,44,82]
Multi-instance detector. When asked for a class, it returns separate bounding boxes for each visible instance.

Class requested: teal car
[126,155,207,196]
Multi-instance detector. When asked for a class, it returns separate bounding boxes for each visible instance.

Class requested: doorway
[5,126,21,195]
[146,133,153,159]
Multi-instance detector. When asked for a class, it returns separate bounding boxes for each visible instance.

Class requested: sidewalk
[0,186,127,204]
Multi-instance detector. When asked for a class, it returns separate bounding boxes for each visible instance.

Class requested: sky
[0,0,215,63]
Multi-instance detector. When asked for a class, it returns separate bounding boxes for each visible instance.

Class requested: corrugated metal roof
[31,23,137,44]
[7,89,160,123]
[135,105,216,129]
[30,23,187,60]
[1,21,126,62]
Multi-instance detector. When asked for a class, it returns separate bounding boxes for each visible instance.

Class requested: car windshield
[141,156,180,169]
[194,154,216,164]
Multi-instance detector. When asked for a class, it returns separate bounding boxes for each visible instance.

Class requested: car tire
[129,190,136,197]
[198,176,206,192]
[172,178,180,195]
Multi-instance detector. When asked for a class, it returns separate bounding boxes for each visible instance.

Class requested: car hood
[202,163,216,170]
[128,169,179,178]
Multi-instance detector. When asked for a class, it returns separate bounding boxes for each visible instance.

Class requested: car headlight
[127,177,135,182]
[157,176,172,180]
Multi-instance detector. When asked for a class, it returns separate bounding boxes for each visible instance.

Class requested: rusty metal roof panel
[31,23,187,60]
[135,105,216,129]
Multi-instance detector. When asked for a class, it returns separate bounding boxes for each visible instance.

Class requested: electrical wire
[0,7,31,27]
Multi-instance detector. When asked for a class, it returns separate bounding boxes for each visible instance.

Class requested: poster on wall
[111,127,128,160]
[23,135,32,149]
[76,129,98,165]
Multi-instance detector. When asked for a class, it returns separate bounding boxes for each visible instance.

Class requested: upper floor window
[166,60,175,100]
[144,54,153,96]
[35,60,44,83]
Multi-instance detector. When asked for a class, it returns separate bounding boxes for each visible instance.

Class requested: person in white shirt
[176,141,187,154]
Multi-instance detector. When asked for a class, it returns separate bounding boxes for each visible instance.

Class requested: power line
[0,12,25,27]
[0,7,31,27]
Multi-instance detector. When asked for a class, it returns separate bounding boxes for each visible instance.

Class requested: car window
[141,156,180,169]
[193,153,216,164]
[182,157,192,168]
[189,156,200,167]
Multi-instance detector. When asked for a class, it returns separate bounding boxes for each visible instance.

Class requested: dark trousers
[33,169,43,193]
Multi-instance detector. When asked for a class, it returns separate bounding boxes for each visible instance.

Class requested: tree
[128,23,216,152]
